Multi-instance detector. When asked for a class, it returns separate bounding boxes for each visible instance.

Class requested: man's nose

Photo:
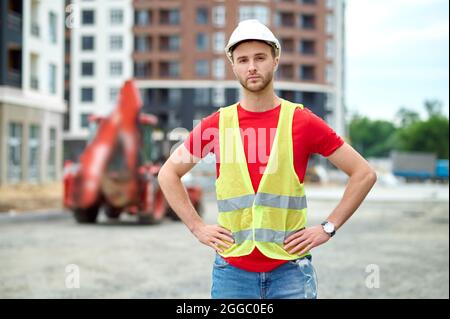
[248,60,257,73]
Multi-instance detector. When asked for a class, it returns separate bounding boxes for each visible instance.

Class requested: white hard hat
[225,19,281,63]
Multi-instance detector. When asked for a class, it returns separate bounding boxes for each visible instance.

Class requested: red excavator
[63,80,202,224]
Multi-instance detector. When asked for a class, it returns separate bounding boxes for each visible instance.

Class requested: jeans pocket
[288,255,312,265]
[294,258,318,299]
[213,254,230,269]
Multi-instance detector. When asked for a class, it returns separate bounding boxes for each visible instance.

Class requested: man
[158,19,377,299]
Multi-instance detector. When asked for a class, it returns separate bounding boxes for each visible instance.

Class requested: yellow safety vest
[216,99,310,260]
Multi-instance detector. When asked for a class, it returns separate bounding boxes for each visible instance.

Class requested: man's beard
[238,71,273,93]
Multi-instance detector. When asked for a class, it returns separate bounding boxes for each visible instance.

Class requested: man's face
[231,41,279,93]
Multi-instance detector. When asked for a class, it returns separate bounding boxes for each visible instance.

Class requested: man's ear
[273,57,279,72]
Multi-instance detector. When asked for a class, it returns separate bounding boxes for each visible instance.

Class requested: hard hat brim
[225,39,281,63]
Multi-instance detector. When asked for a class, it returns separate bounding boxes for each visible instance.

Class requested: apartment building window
[276,12,296,27]
[326,14,335,34]
[213,32,225,53]
[300,39,316,55]
[302,0,317,4]
[162,89,182,105]
[212,87,225,107]
[300,65,316,80]
[81,36,95,51]
[135,36,150,52]
[81,87,94,102]
[159,61,180,78]
[49,12,57,44]
[281,38,295,53]
[82,10,95,25]
[81,61,94,76]
[7,123,23,182]
[196,7,208,24]
[286,90,300,103]
[48,128,57,180]
[134,61,151,78]
[64,89,70,110]
[326,39,334,59]
[139,89,151,106]
[49,64,57,94]
[80,114,91,128]
[65,39,70,54]
[168,89,182,106]
[110,35,123,51]
[135,10,151,25]
[326,93,335,113]
[326,64,334,84]
[279,64,295,80]
[160,35,180,52]
[239,6,269,25]
[109,87,119,103]
[194,88,210,106]
[301,14,316,29]
[160,9,180,25]
[213,6,226,27]
[302,92,315,107]
[28,125,40,182]
[30,54,39,90]
[195,60,209,77]
[65,63,70,81]
[196,33,209,51]
[31,0,39,37]
[110,9,123,25]
[212,59,225,79]
[109,61,123,76]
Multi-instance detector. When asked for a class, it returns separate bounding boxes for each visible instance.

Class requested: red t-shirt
[184,103,344,272]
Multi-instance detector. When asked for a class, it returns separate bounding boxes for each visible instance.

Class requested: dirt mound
[0,182,63,213]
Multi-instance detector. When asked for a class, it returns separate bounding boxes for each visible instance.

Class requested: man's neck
[240,84,281,112]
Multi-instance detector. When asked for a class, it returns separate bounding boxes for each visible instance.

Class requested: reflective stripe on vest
[233,228,305,245]
[217,193,307,213]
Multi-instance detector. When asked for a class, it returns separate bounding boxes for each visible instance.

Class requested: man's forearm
[158,169,203,233]
[326,169,377,230]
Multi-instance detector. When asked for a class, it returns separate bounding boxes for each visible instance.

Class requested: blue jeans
[211,254,318,299]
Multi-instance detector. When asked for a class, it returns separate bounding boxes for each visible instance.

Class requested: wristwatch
[321,221,336,237]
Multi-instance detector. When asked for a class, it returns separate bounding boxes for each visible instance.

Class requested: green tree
[396,115,449,159]
[349,115,398,158]
[424,99,443,117]
[396,107,420,127]
[349,100,449,159]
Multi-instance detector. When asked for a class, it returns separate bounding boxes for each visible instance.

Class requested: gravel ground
[0,183,448,299]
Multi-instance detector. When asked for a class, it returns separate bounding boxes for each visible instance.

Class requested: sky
[345,0,449,121]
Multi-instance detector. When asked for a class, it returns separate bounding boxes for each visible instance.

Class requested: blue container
[435,160,449,178]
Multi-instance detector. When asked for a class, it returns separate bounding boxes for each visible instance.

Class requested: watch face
[324,223,334,233]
